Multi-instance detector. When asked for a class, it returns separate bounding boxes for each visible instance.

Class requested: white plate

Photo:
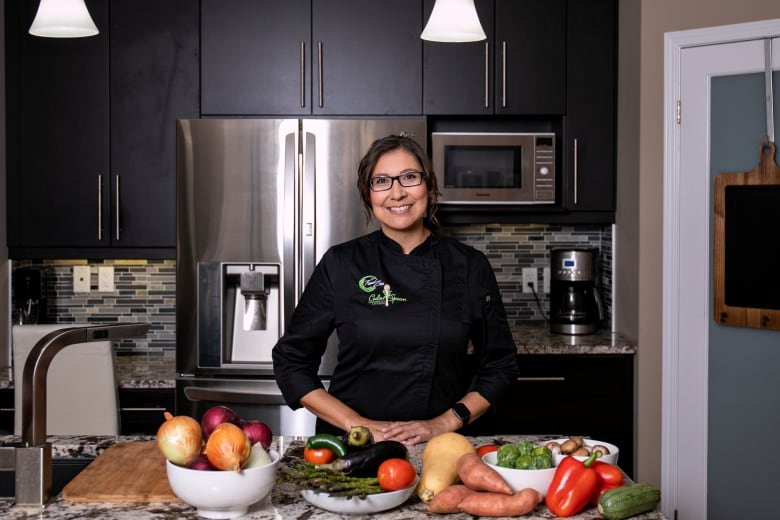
[300,478,418,514]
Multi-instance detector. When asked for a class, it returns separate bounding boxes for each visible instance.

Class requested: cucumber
[318,440,408,477]
[305,433,348,458]
[597,483,661,520]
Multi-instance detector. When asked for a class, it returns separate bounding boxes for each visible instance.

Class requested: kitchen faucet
[0,323,150,508]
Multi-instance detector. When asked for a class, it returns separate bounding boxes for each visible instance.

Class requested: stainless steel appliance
[549,248,604,335]
[431,132,556,205]
[176,118,427,436]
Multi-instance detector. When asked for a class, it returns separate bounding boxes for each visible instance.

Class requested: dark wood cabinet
[465,354,635,479]
[6,0,198,258]
[563,0,617,214]
[423,0,565,115]
[202,0,422,116]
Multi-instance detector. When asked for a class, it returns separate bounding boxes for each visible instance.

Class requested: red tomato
[303,446,336,465]
[476,444,499,457]
[377,458,417,491]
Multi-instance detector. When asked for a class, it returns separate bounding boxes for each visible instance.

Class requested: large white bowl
[301,477,418,514]
[545,438,619,467]
[481,452,557,498]
[166,450,280,519]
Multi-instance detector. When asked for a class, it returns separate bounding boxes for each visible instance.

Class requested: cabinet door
[565,0,617,213]
[422,0,494,115]
[312,0,422,115]
[110,0,199,248]
[201,0,311,115]
[10,0,109,248]
[494,0,565,115]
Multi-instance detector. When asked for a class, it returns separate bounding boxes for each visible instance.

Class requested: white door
[664,21,780,520]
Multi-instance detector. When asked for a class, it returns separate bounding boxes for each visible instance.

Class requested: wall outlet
[73,265,90,293]
[98,266,114,292]
[522,267,538,294]
[543,267,551,294]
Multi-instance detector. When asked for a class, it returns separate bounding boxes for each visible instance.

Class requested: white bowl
[481,452,557,498]
[166,450,280,519]
[300,477,418,514]
[545,438,619,467]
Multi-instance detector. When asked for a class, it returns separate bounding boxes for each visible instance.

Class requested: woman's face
[369,148,429,236]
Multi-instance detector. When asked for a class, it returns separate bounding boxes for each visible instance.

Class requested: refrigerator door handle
[301,131,317,289]
[184,387,287,406]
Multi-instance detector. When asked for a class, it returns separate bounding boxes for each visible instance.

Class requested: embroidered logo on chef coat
[358,275,407,307]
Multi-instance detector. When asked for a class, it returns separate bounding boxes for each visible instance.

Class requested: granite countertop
[0,434,663,519]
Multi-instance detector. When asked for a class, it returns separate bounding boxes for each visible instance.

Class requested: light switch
[98,266,114,292]
[73,266,90,293]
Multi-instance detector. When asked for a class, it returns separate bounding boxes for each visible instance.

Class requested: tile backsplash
[12,224,612,357]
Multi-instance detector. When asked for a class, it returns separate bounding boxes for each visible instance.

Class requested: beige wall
[616,0,780,485]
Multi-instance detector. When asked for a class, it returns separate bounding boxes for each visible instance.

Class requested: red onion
[200,405,241,440]
[187,453,215,471]
[241,420,273,450]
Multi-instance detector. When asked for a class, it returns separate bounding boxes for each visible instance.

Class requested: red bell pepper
[545,452,600,517]
[589,460,625,505]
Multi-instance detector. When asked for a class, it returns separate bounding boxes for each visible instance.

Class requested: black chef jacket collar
[378,225,439,256]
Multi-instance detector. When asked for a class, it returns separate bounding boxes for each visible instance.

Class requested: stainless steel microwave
[431,132,556,205]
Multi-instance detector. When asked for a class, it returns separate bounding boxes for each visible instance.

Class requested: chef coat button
[485,295,491,303]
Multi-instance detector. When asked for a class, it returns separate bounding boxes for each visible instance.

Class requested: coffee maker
[549,248,604,334]
[12,268,47,325]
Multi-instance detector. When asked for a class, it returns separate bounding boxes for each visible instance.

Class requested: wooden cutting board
[62,440,181,503]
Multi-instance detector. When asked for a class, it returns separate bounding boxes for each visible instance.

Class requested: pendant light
[29,0,99,38]
[421,0,486,43]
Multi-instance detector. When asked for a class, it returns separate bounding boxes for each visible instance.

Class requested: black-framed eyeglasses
[369,171,424,192]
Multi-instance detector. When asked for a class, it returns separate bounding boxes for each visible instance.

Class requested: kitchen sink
[0,457,94,498]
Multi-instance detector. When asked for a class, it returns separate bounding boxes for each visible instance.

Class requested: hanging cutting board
[713,142,780,330]
[62,441,181,503]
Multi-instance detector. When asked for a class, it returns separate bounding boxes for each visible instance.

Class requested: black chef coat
[272,230,518,434]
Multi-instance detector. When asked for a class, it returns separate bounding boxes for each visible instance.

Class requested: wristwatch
[450,403,471,425]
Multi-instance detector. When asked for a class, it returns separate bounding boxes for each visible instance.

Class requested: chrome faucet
[0,323,150,507]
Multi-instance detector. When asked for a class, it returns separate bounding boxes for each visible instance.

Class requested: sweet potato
[456,452,513,494]
[458,488,543,517]
[428,485,476,514]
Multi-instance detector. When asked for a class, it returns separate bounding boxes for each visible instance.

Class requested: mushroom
[545,441,562,455]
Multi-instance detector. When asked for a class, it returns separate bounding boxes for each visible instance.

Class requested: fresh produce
[205,422,252,471]
[200,405,241,440]
[305,433,349,458]
[303,446,337,465]
[417,432,476,503]
[545,451,600,517]
[244,443,273,469]
[590,460,625,505]
[278,458,385,497]
[496,440,553,469]
[188,453,215,471]
[377,458,417,491]
[549,436,612,457]
[458,488,543,517]
[318,440,408,477]
[475,444,499,457]
[345,425,373,448]
[241,420,273,450]
[456,453,512,495]
[428,484,476,514]
[156,411,203,466]
[597,483,661,520]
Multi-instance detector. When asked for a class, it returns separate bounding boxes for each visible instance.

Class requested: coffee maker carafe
[549,248,604,335]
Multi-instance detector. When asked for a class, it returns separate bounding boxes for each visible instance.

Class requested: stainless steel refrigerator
[175,118,426,436]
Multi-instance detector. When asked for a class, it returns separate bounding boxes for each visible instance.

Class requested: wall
[616,0,780,486]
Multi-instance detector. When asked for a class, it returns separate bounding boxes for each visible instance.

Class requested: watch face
[452,403,470,422]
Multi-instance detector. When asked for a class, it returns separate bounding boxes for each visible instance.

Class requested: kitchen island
[0,434,663,519]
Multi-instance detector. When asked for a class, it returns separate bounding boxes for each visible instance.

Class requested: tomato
[476,444,499,457]
[303,446,336,465]
[377,458,417,491]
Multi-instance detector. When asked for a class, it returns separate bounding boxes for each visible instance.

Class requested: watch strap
[451,402,471,424]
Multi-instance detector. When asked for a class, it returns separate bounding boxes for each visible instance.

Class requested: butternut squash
[416,432,476,502]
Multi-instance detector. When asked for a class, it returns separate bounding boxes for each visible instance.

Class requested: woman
[272,134,518,445]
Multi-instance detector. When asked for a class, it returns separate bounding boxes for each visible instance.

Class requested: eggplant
[318,440,408,477]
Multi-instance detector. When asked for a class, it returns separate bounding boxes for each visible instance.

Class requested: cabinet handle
[300,41,306,108]
[97,174,102,241]
[516,377,566,382]
[115,174,120,241]
[484,41,489,108]
[573,138,579,205]
[317,41,323,108]
[501,40,507,108]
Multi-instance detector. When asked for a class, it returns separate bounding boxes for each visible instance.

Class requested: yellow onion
[205,422,252,471]
[156,411,203,466]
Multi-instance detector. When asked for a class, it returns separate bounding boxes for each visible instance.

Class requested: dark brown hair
[356,133,441,227]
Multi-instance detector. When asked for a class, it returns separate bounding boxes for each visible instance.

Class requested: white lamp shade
[421,0,486,43]
[29,0,99,38]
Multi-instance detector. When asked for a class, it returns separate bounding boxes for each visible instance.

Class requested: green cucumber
[597,483,661,520]
[305,433,348,458]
